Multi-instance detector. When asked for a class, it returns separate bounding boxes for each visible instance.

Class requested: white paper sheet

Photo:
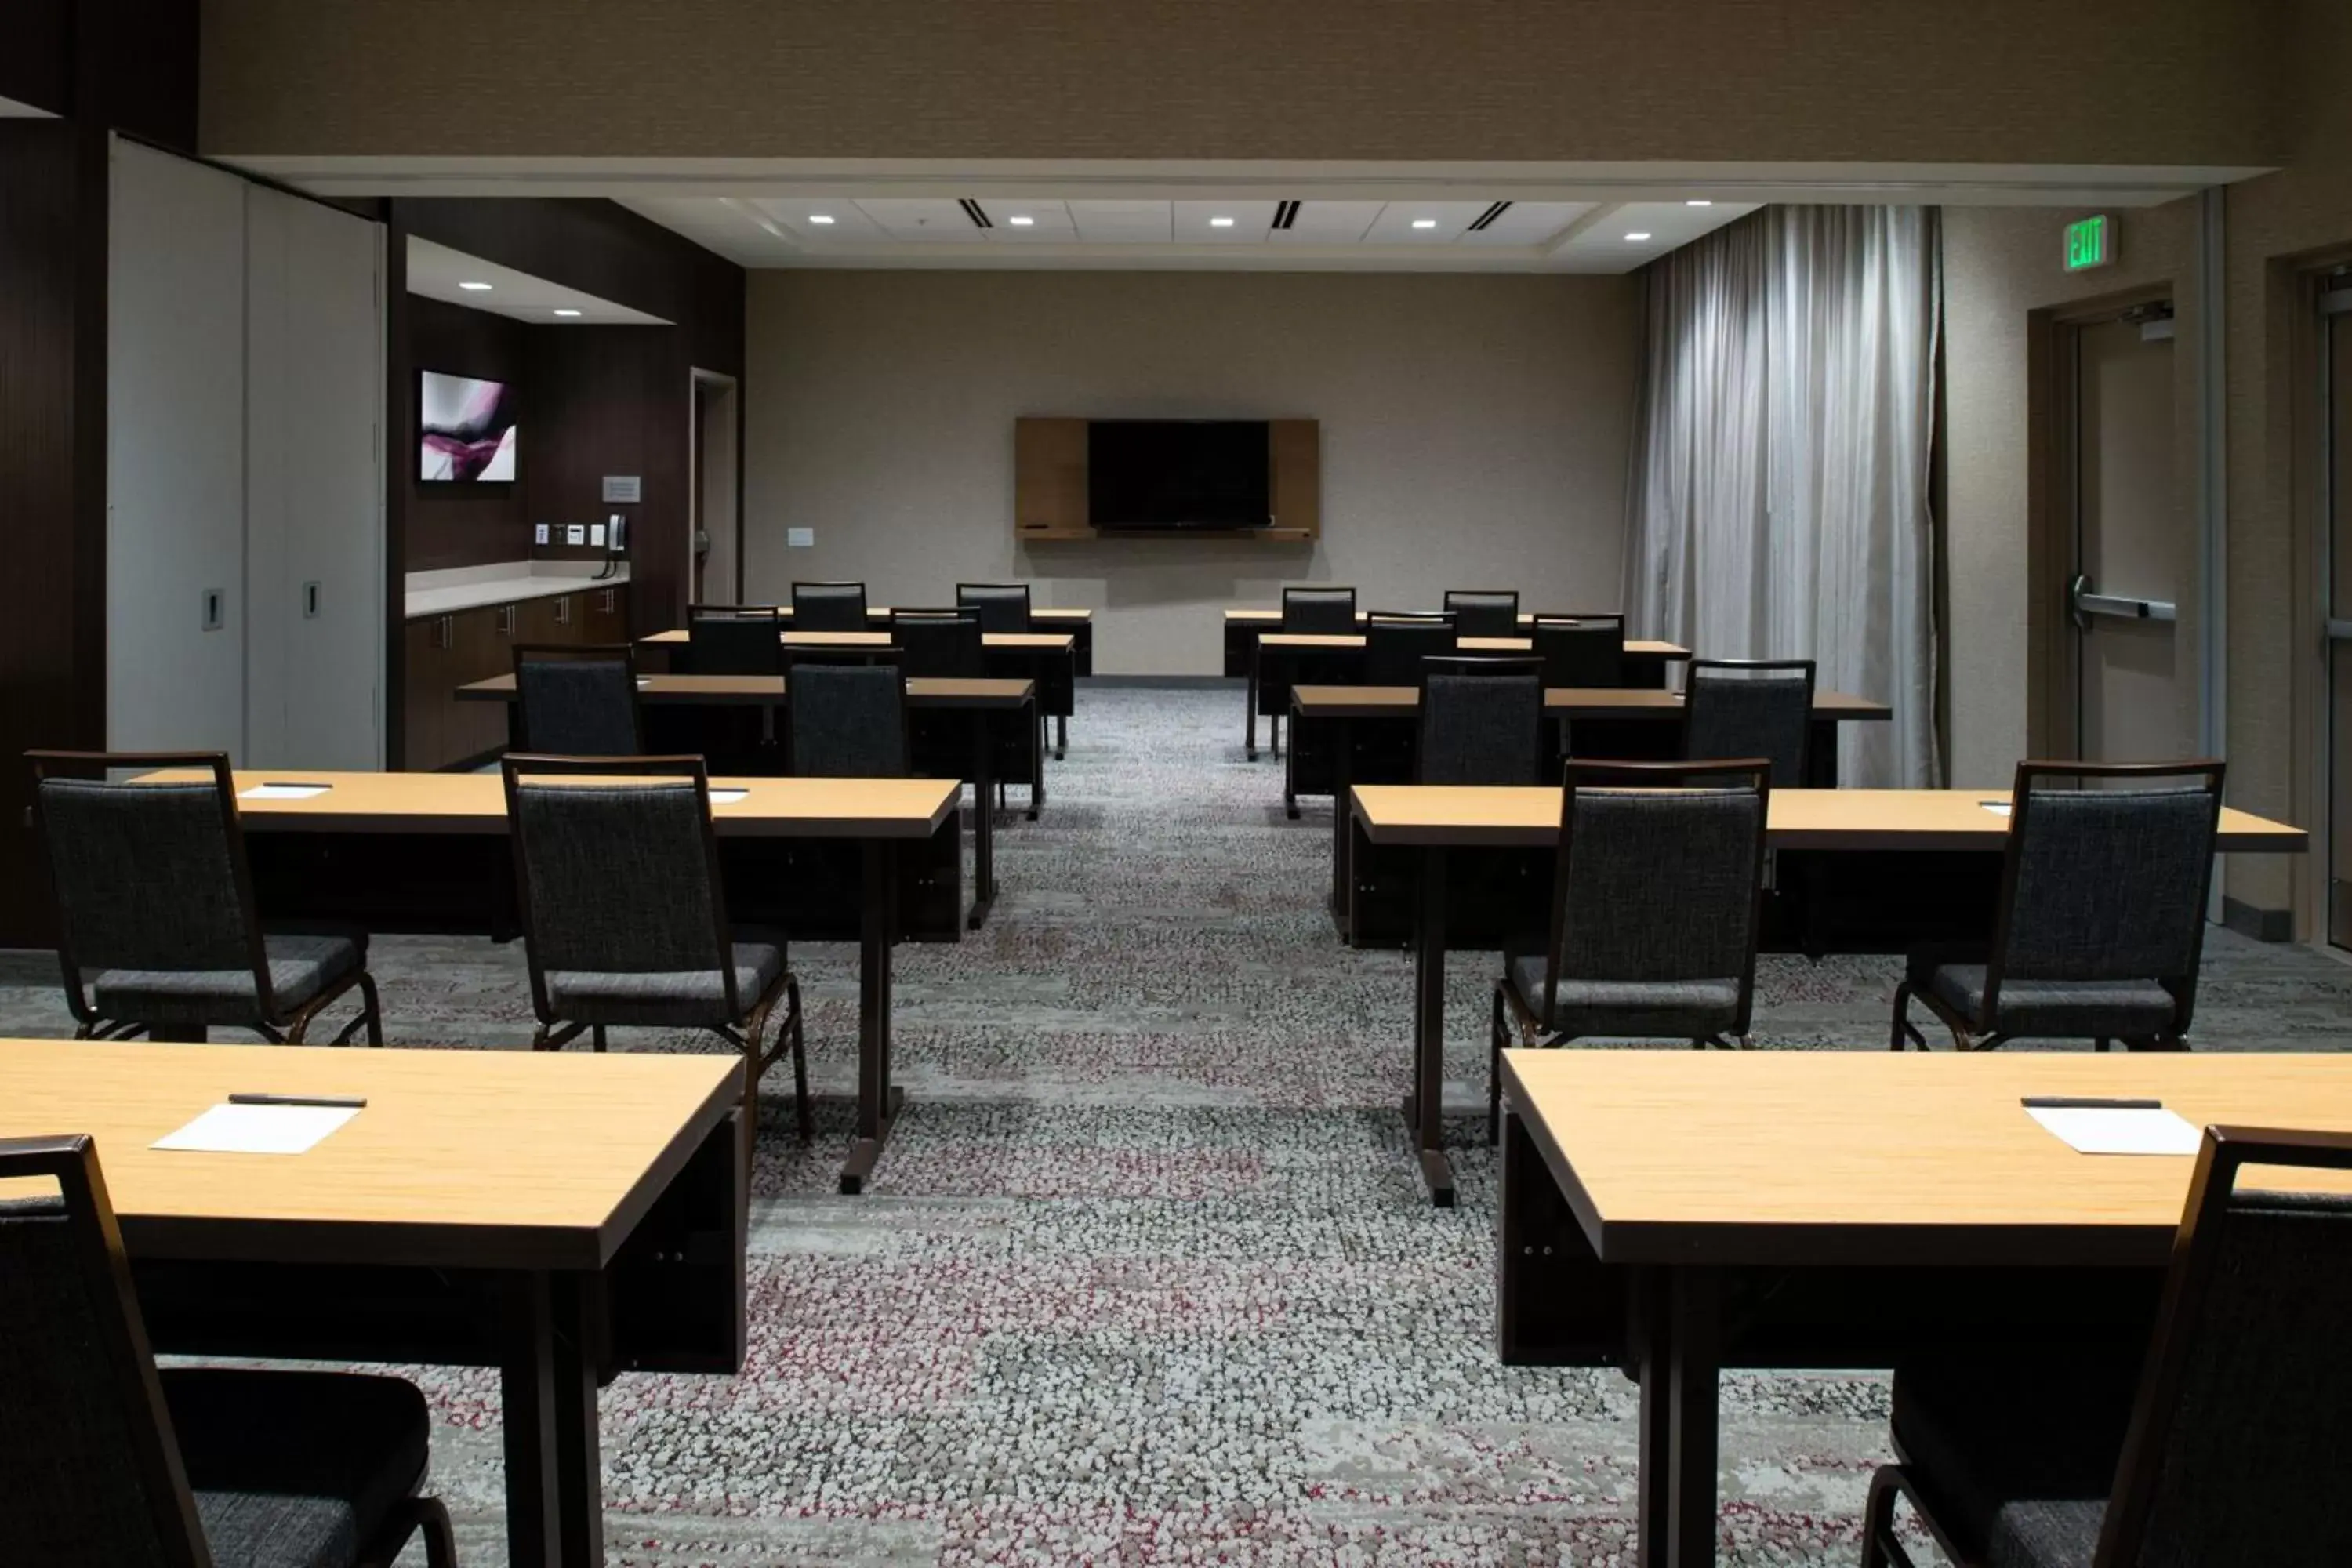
[151,1102,358,1155]
[241,783,330,800]
[1980,800,2012,817]
[2025,1105,2202,1156]
[709,788,750,805]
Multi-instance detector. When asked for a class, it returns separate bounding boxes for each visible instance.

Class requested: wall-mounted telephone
[607,514,628,553]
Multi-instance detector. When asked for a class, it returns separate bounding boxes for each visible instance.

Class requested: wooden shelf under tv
[1014,417,1319,543]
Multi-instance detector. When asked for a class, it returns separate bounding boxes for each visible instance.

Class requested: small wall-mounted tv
[419,370,517,482]
[1088,419,1270,528]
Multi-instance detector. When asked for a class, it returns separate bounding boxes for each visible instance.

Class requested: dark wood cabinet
[402,583,634,771]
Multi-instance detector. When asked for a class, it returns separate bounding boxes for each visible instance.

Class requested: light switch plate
[535,524,550,545]
[589,523,606,547]
[787,527,815,548]
[565,524,586,546]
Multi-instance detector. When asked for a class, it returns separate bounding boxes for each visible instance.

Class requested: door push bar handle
[2070,573,2177,629]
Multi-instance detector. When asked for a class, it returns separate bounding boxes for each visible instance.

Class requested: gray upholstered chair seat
[165,1367,430,1568]
[1982,1500,2105,1568]
[546,941,782,1027]
[1505,956,1742,1039]
[91,932,364,1026]
[1915,961,2177,1040]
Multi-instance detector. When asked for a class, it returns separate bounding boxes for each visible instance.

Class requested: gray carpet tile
[5,683,2348,1566]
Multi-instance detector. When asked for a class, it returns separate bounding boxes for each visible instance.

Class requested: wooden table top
[1349,784,2309,853]
[457,673,1033,710]
[1293,684,1892,720]
[0,1039,739,1270]
[1258,633,1535,653]
[776,605,1091,622]
[1504,1050,2352,1268]
[138,768,960,840]
[1225,609,1690,659]
[641,629,1075,652]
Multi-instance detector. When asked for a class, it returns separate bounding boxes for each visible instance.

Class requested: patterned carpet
[5,684,2350,1566]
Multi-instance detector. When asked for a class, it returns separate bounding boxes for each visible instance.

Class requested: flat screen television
[419,370,518,482]
[1087,419,1270,528]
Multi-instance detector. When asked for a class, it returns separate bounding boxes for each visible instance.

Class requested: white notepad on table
[151,1102,358,1156]
[241,783,330,800]
[2024,1102,2202,1156]
[708,788,749,805]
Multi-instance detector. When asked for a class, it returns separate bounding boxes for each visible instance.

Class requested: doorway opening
[691,369,741,604]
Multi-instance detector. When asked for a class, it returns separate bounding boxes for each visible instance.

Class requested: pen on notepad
[227,1093,368,1109]
[2020,1096,2163,1110]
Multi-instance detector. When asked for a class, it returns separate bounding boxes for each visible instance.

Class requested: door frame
[2290,250,2352,946]
[687,367,742,605]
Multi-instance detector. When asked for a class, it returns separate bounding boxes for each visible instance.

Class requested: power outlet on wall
[787,527,815,548]
[589,523,606,548]
[535,524,550,545]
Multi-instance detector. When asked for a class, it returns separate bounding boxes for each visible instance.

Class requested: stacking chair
[27,751,383,1046]
[1417,655,1544,786]
[1892,760,2226,1054]
[513,644,643,755]
[1279,585,1358,633]
[889,608,987,678]
[501,754,807,1140]
[684,604,786,675]
[786,657,911,778]
[956,582,1033,633]
[1491,758,1772,1138]
[1530,614,1628,690]
[1443,589,1520,639]
[1362,612,1457,688]
[0,1131,458,1566]
[1861,1124,2352,1568]
[1683,657,1817,786]
[790,579,869,631]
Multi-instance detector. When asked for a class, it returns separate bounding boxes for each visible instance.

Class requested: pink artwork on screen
[419,371,518,481]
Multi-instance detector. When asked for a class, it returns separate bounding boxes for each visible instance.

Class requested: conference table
[459,672,1036,927]
[0,1037,746,1568]
[1497,1049,2352,1566]
[1287,683,1893,822]
[638,627,1082,759]
[1349,782,2310,1207]
[140,768,959,1195]
[772,602,1095,675]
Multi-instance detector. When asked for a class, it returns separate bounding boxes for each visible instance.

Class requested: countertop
[405,564,630,620]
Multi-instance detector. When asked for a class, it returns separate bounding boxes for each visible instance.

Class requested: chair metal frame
[1891,759,2227,1054]
[499,753,808,1143]
[1860,1124,2352,1568]
[26,751,383,1047]
[511,641,645,754]
[0,1132,455,1567]
[789,579,871,631]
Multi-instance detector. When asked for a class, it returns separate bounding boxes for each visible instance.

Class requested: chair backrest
[0,1133,211,1567]
[1984,760,2226,1027]
[1541,759,1772,1034]
[1417,656,1544,786]
[787,658,910,778]
[27,752,274,1022]
[1363,613,1459,688]
[1280,586,1358,633]
[499,755,738,1019]
[2095,1126,2352,1567]
[684,604,784,676]
[1683,658,1817,786]
[514,644,643,756]
[890,609,987,678]
[1530,615,1628,689]
[790,580,869,632]
[1443,590,1520,639]
[956,582,1033,633]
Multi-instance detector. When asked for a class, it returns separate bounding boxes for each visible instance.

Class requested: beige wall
[200,0,2279,166]
[742,270,1641,674]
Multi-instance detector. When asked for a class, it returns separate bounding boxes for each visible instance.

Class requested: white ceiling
[615,195,1757,272]
[405,236,671,323]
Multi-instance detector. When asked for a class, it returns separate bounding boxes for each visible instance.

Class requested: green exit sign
[2065,214,2114,272]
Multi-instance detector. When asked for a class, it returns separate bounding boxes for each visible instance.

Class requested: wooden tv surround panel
[1014,417,1319,542]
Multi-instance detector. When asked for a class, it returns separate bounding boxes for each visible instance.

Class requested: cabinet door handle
[437,615,452,650]
[556,597,572,626]
[499,604,516,636]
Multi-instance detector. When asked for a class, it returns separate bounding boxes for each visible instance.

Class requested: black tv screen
[1088,420,1271,528]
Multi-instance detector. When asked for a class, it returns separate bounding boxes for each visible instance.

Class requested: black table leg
[1246,644,1261,760]
[1636,1265,1722,1566]
[1329,715,1352,932]
[969,710,995,930]
[840,840,903,1195]
[1806,718,1840,787]
[1029,706,1044,820]
[501,1270,604,1567]
[1411,844,1454,1207]
[1285,702,1301,818]
[1056,713,1067,760]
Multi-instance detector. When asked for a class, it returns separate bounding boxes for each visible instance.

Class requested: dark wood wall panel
[405,295,532,571]
[1,0,71,114]
[524,328,688,637]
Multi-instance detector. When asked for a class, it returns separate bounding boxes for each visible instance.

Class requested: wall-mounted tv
[1087,419,1270,528]
[419,370,517,482]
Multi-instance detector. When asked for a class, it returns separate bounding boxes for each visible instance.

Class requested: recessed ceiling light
[1210,216,1236,228]
[1009,215,1035,227]
[1624,232,1653,241]
[809,214,836,225]
[1411,218,1438,230]
[458,281,492,291]
[1686,200,1714,208]
[553,308,583,318]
